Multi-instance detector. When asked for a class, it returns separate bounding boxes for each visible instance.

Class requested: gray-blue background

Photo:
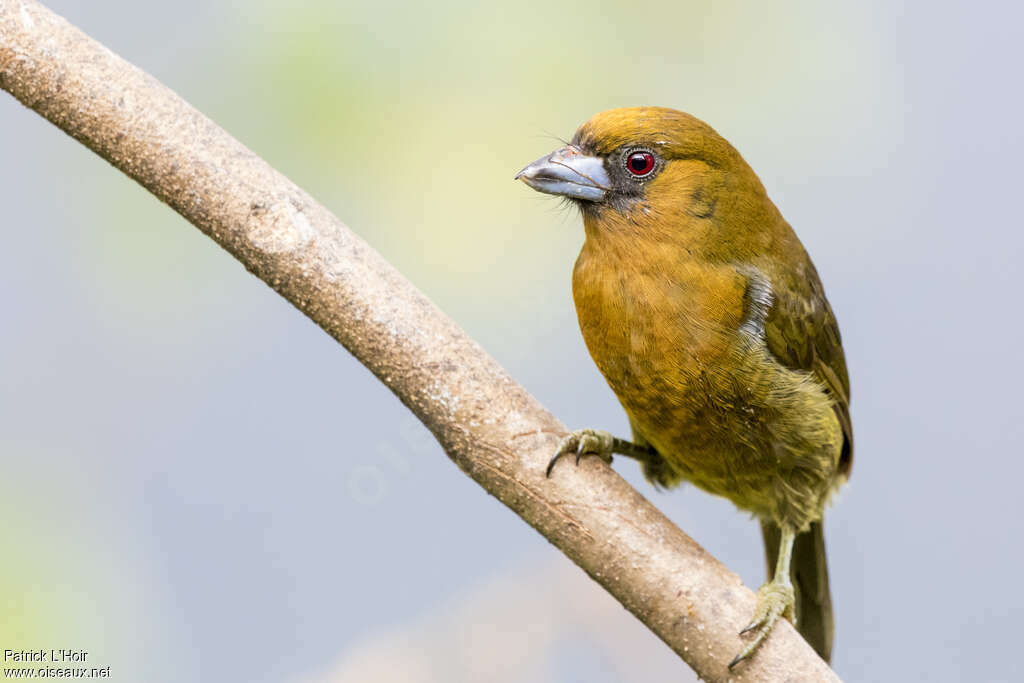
[2,1,1021,681]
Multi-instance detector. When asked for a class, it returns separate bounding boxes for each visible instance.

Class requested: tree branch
[0,2,839,680]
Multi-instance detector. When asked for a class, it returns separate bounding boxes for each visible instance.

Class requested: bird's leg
[729,525,797,668]
[545,429,658,477]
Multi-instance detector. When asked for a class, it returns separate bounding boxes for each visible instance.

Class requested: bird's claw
[728,581,795,669]
[546,428,614,477]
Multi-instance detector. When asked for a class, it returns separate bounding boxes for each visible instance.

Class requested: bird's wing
[760,258,853,476]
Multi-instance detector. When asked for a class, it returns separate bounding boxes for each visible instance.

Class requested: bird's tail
[760,520,834,662]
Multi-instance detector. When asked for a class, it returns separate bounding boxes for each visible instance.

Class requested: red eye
[626,151,655,177]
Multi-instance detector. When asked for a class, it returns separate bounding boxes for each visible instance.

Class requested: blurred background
[2,1,1022,681]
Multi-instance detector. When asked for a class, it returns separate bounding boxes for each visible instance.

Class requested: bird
[515,107,851,667]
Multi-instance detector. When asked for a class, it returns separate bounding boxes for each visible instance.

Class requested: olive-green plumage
[518,107,851,665]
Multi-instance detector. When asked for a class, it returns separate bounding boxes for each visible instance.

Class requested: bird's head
[517,107,778,255]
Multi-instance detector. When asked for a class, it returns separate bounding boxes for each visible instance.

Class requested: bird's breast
[570,239,842,522]
[571,246,747,432]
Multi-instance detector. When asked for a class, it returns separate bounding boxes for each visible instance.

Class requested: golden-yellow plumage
[517,107,852,666]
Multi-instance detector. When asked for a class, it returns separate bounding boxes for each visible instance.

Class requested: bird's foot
[546,428,614,477]
[728,580,795,669]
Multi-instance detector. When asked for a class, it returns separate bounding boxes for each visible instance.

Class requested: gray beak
[515,146,610,202]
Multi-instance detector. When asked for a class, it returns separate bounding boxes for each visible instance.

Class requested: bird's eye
[625,150,655,177]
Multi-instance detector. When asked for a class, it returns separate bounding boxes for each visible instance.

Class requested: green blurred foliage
[0,449,160,679]
[66,0,882,355]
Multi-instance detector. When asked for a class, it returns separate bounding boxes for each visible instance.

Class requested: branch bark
[0,2,839,680]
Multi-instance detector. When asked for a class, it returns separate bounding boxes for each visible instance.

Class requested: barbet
[516,107,851,666]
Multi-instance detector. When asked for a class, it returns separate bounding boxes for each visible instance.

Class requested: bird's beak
[515,146,609,202]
